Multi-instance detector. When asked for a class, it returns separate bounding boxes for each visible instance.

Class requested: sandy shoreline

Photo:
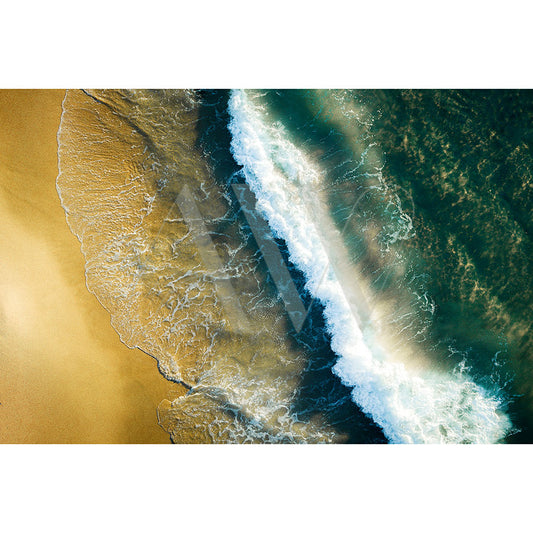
[0,90,174,443]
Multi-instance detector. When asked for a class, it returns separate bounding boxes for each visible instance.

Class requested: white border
[0,445,531,532]
[1,0,532,88]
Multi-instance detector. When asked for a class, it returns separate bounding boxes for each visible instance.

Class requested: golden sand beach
[0,90,173,443]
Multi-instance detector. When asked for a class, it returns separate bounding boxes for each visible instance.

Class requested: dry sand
[0,89,176,443]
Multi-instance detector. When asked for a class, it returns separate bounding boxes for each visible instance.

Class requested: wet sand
[0,89,174,443]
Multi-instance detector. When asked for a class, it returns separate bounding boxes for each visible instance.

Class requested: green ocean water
[247,89,533,442]
[363,90,533,442]
[57,89,533,443]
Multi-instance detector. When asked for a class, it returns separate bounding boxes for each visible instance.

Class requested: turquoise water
[57,89,532,443]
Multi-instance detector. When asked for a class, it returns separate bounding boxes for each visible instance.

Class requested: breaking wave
[228,89,512,443]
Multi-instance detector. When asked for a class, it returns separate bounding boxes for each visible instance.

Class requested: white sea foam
[228,89,512,443]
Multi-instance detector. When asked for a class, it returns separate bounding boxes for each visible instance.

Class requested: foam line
[227,89,512,443]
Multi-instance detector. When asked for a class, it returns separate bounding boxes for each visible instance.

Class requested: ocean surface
[57,89,533,443]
